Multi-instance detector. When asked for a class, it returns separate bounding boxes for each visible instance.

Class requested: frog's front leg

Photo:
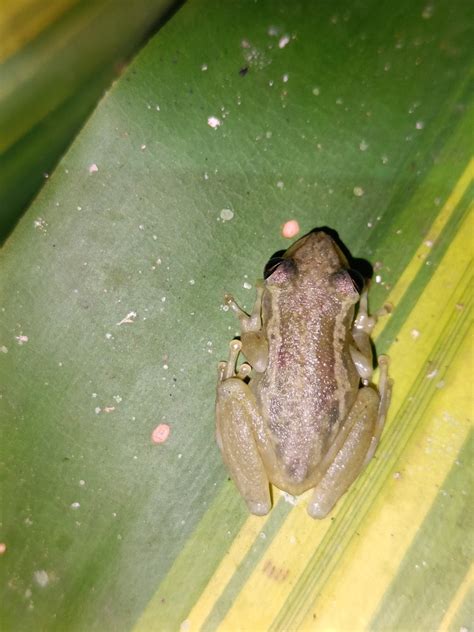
[350,287,392,384]
[225,281,268,372]
[216,340,272,516]
[307,357,392,519]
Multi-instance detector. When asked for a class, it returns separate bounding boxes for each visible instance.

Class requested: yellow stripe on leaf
[375,157,473,319]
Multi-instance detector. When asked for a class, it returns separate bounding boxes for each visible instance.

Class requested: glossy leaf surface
[0,1,472,630]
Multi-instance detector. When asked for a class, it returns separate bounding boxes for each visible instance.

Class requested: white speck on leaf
[34,570,49,587]
[70,502,80,510]
[422,4,434,19]
[15,334,29,345]
[281,491,299,505]
[116,311,137,326]
[353,186,365,197]
[220,208,234,222]
[278,34,290,48]
[207,116,221,129]
[34,217,48,232]
[359,140,369,151]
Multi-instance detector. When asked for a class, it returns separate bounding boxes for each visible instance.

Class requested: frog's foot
[216,349,271,515]
[354,287,392,335]
[224,281,264,333]
[307,382,386,519]
[218,339,243,382]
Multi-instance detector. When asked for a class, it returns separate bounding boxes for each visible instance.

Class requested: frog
[215,230,392,518]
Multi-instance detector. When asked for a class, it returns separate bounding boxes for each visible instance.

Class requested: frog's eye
[347,269,365,294]
[264,257,296,283]
[264,256,285,279]
[330,269,364,297]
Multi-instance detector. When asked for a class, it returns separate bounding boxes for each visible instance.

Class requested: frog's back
[255,262,359,492]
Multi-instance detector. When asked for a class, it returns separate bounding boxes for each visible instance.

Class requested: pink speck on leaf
[152,423,171,444]
[281,220,300,239]
[89,163,99,174]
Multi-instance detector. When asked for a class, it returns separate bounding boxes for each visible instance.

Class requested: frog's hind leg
[362,354,392,466]
[216,340,272,516]
[307,357,392,519]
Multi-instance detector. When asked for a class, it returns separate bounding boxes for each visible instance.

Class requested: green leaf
[0,0,178,240]
[1,1,472,630]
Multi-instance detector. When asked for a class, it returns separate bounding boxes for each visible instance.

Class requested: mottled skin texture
[216,232,392,518]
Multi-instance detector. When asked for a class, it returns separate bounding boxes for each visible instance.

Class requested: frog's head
[264,231,363,304]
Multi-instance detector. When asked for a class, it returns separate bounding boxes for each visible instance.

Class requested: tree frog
[216,230,392,518]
